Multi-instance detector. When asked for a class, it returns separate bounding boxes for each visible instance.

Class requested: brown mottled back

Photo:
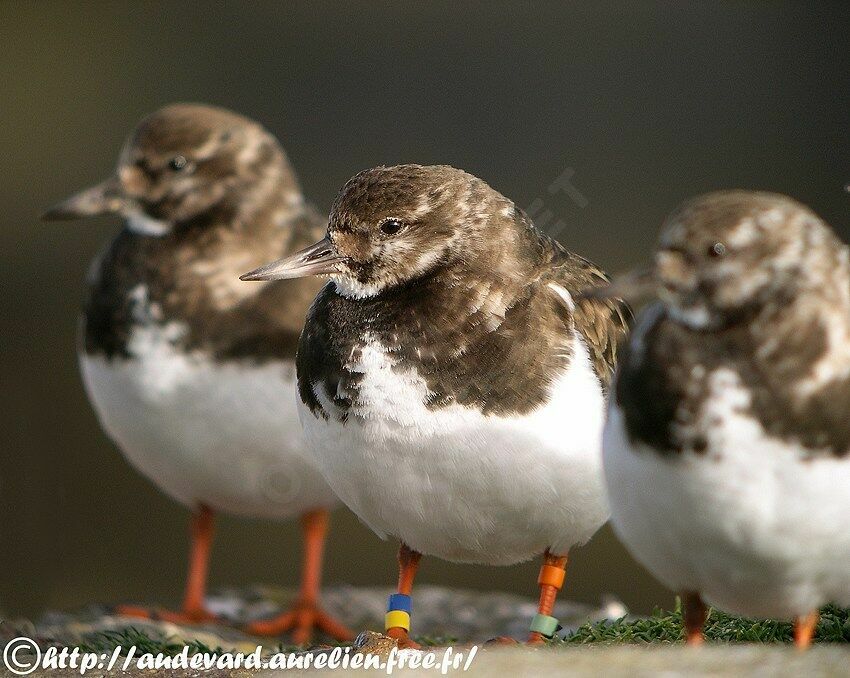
[296,165,630,420]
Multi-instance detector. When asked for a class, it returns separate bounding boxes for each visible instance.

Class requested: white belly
[80,323,337,520]
[603,369,850,619]
[300,335,609,565]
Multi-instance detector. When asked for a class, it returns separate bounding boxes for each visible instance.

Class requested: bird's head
[42,103,297,234]
[241,164,520,297]
[592,191,840,330]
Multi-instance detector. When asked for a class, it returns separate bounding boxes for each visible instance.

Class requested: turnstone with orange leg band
[241,164,629,645]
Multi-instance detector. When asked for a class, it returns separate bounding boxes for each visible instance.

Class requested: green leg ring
[529,613,560,637]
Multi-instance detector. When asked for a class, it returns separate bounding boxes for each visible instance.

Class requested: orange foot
[247,600,354,645]
[527,631,548,645]
[386,626,422,650]
[114,604,221,625]
[685,628,705,646]
[794,611,819,649]
[485,636,521,646]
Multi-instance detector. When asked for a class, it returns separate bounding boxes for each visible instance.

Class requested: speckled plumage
[79,104,325,364]
[297,165,628,422]
[614,191,850,458]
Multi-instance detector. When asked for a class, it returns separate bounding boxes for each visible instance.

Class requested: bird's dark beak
[579,268,658,304]
[240,236,343,281]
[41,176,127,221]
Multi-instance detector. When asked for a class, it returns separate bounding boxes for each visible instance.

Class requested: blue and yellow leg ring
[385,593,412,632]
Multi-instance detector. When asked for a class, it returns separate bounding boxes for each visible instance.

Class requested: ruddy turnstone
[43,103,352,643]
[598,190,850,648]
[241,164,629,645]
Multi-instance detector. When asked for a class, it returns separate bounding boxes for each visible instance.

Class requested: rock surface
[292,645,850,678]
[12,585,618,650]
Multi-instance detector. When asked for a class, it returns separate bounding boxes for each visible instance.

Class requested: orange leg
[116,505,220,624]
[385,543,422,650]
[247,509,354,644]
[682,591,707,646]
[794,610,819,649]
[527,550,568,644]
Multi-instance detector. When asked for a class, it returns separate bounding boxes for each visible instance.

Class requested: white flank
[80,317,337,519]
[604,368,850,619]
[300,333,609,565]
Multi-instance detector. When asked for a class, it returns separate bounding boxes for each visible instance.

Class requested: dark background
[1,1,848,619]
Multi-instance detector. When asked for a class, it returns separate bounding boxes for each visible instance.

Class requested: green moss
[413,635,460,647]
[562,603,850,645]
[78,627,224,656]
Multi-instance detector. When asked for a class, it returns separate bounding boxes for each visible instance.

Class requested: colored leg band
[385,610,411,632]
[387,593,412,613]
[529,613,560,637]
[538,564,566,589]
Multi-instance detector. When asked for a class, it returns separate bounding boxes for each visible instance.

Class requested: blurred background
[1,1,848,619]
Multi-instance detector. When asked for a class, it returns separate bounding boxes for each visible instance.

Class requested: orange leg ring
[527,550,568,644]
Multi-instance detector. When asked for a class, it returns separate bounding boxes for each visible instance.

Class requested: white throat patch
[126,211,172,237]
[331,276,384,300]
[668,303,713,330]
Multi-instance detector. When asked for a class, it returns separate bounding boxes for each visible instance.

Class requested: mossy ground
[78,628,228,656]
[561,603,850,645]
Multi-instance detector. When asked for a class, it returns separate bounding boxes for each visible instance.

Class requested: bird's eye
[708,242,727,258]
[168,155,189,171]
[380,218,404,235]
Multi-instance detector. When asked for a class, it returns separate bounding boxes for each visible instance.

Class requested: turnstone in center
[242,164,629,645]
